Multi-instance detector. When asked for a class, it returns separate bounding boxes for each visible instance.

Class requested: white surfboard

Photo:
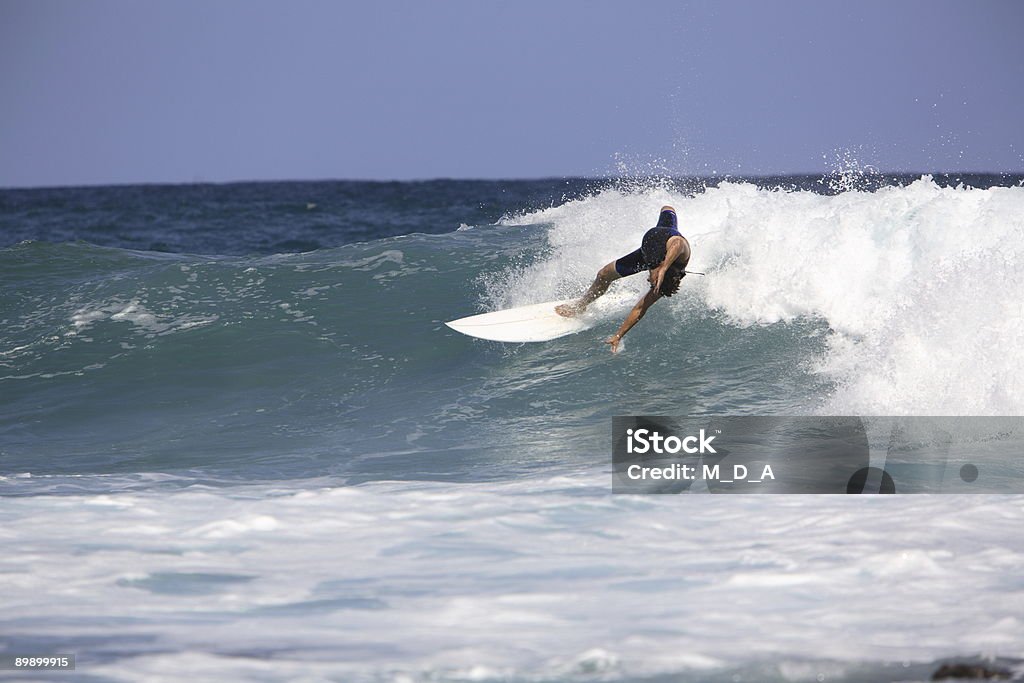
[445,299,593,342]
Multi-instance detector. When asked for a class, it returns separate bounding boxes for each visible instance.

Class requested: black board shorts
[613,226,689,296]
[614,227,684,276]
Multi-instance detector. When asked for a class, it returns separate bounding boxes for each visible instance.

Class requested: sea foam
[505,177,1024,415]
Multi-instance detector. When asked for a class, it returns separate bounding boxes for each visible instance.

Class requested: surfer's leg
[556,261,621,317]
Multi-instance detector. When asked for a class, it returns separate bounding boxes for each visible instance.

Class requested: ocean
[2,174,1023,682]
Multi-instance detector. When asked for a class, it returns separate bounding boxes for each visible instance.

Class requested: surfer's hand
[649,268,665,293]
[605,335,621,353]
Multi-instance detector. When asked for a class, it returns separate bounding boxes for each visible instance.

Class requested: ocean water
[2,174,1024,682]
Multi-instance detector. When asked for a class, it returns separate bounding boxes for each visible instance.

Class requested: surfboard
[445,299,593,342]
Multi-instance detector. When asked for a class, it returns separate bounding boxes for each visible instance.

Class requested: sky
[1,0,1022,187]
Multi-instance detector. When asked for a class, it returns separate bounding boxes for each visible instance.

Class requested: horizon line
[4,170,1024,192]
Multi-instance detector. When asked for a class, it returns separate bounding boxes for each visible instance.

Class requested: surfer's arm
[649,235,685,290]
[606,288,661,353]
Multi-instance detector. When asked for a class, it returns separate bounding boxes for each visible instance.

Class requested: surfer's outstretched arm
[605,288,661,353]
[556,262,620,317]
[649,235,686,293]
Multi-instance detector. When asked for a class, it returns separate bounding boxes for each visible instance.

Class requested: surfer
[556,205,690,353]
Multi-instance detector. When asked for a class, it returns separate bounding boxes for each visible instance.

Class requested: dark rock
[932,662,1012,680]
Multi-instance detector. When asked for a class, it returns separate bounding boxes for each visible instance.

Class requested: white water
[3,475,1023,682]
[504,177,1024,415]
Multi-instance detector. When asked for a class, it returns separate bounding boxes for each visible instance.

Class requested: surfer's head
[657,206,677,229]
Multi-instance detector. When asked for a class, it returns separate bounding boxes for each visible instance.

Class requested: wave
[501,176,1024,415]
[2,176,1022,482]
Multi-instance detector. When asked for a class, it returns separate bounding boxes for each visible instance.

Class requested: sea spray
[501,176,1024,415]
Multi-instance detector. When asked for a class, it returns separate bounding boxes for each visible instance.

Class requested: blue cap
[656,206,677,229]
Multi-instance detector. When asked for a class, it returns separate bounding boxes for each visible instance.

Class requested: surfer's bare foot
[555,302,584,317]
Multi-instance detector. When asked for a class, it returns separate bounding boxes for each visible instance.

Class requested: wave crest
[506,176,1024,415]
